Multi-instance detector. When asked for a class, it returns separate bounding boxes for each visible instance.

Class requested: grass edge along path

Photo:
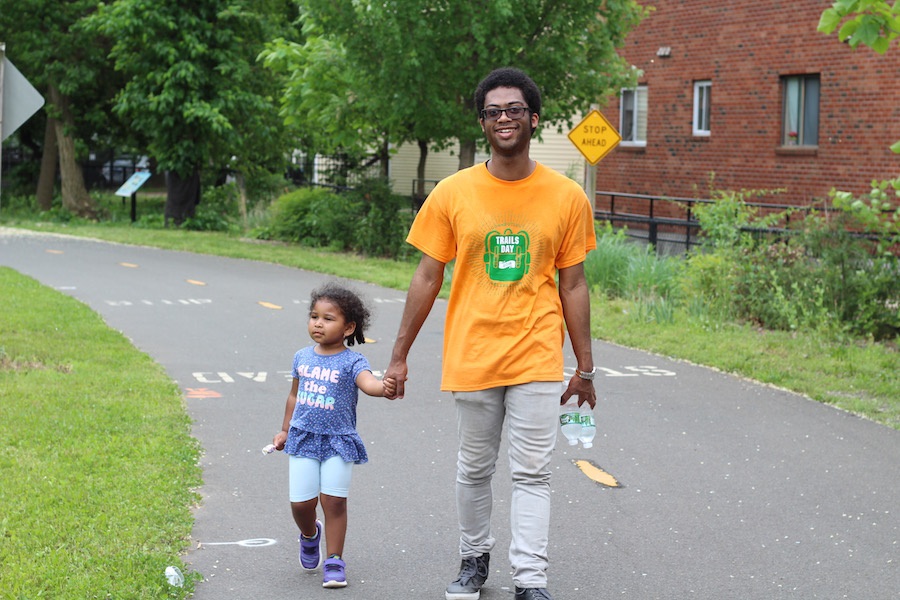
[0,267,201,598]
[5,223,418,292]
[593,298,900,430]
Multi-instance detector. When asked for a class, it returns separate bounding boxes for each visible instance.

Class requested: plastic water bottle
[559,396,582,446]
[164,565,184,587]
[578,403,596,448]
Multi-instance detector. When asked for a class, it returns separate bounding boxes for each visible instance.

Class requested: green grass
[0,267,201,598]
[594,296,899,429]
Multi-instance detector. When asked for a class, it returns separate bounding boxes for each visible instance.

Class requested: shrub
[300,191,360,251]
[796,186,899,339]
[731,240,831,331]
[693,191,758,250]
[182,183,240,232]
[680,250,736,321]
[257,179,414,259]
[257,187,343,244]
[688,180,899,340]
[348,178,415,258]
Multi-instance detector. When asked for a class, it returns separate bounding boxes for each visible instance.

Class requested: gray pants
[453,381,562,588]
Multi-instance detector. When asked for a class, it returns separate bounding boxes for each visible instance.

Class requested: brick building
[595,0,900,207]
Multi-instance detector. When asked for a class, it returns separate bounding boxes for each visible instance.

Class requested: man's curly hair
[474,67,542,119]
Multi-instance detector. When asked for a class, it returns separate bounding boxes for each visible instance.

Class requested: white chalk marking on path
[202,538,277,548]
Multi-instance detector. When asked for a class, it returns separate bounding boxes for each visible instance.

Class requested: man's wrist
[575,367,596,381]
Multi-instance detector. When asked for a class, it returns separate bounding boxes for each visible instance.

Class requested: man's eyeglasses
[480,106,530,121]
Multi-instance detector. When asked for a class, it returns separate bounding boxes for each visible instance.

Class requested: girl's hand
[383,377,398,399]
[383,360,408,399]
[273,430,288,451]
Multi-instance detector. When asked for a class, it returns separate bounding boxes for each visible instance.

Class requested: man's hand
[383,359,409,399]
[560,374,596,409]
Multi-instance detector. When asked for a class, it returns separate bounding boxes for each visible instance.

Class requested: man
[384,67,597,600]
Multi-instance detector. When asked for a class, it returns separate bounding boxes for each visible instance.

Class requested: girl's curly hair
[309,282,371,346]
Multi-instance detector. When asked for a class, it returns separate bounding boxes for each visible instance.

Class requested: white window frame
[693,80,711,137]
[620,85,648,146]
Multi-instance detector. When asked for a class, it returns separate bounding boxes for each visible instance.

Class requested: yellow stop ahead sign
[568,110,621,165]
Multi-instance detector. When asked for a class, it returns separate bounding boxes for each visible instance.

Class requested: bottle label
[560,413,580,426]
[580,414,595,427]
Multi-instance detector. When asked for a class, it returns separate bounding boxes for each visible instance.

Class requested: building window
[782,75,819,146]
[620,85,647,145]
[693,80,711,136]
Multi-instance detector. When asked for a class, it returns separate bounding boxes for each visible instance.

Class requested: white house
[387,123,589,199]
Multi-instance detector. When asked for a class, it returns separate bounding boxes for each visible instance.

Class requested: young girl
[272,282,395,588]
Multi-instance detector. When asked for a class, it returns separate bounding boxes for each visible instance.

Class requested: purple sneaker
[322,556,347,588]
[299,520,323,569]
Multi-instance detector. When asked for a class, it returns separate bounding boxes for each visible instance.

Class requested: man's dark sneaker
[299,520,323,569]
[514,587,553,600]
[445,553,490,600]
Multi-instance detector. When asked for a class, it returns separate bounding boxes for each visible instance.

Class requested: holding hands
[382,359,407,400]
[383,376,398,399]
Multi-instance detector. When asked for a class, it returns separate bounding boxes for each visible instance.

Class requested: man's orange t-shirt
[407,162,596,392]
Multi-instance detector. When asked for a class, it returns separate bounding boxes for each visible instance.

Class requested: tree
[819,0,900,153]
[819,0,900,54]
[261,33,397,175]
[0,0,116,218]
[264,0,647,182]
[91,0,297,225]
[261,4,430,180]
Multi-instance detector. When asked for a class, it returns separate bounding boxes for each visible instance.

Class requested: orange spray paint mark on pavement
[185,388,222,399]
[574,459,621,488]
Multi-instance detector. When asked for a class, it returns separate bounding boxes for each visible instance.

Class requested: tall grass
[585,223,682,304]
[586,224,899,428]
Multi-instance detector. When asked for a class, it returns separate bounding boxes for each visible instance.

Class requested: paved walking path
[2,227,897,599]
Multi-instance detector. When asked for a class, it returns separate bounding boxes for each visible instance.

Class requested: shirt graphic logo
[483,228,531,282]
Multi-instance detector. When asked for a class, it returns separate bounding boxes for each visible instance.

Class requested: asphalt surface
[2,227,898,599]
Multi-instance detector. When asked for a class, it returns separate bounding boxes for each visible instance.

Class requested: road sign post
[568,110,622,206]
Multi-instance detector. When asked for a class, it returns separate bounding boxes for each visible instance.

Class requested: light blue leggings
[289,455,353,502]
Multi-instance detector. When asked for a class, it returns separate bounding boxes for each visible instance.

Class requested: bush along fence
[586,181,899,341]
[592,189,899,256]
